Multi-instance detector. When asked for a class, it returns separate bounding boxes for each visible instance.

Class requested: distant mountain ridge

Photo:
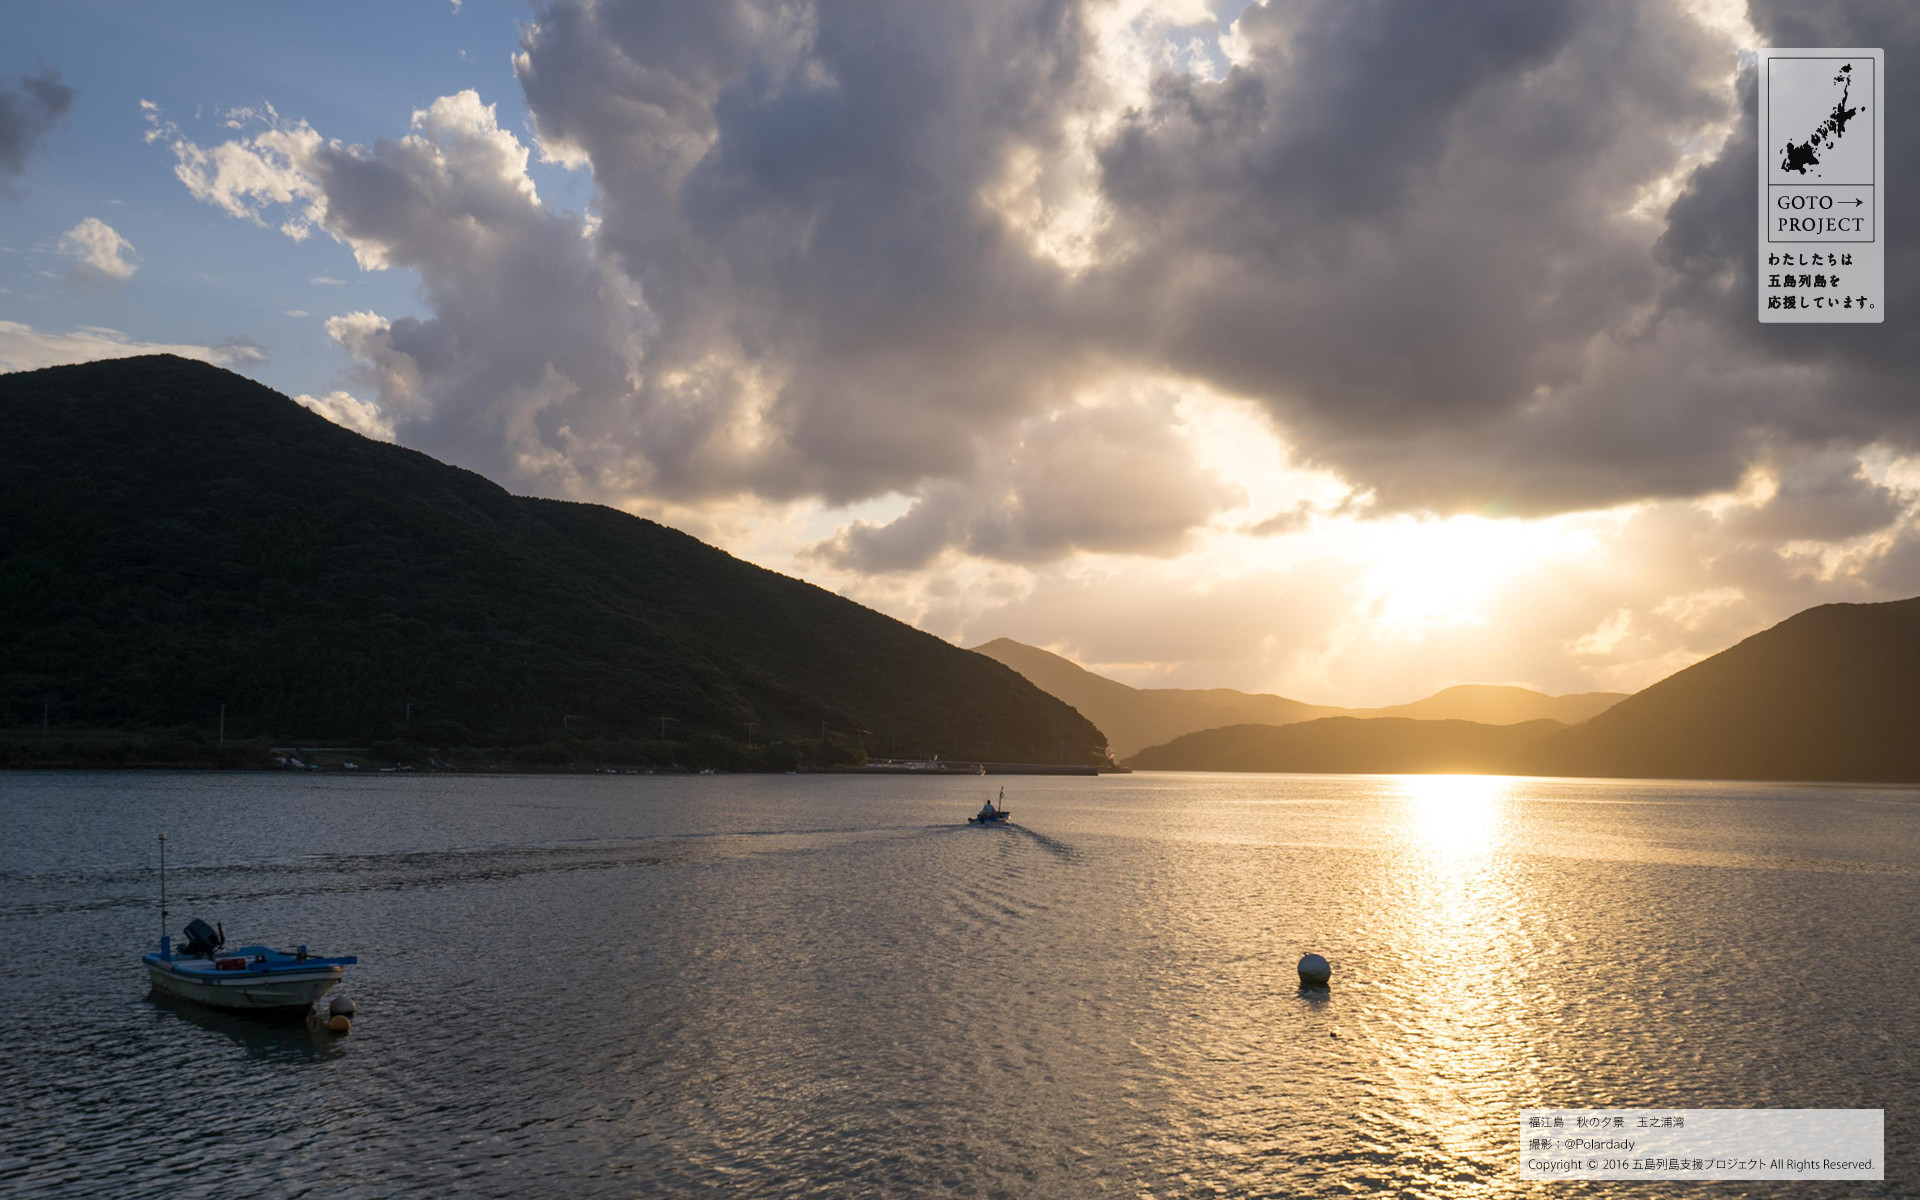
[1126,717,1566,774]
[971,638,1623,758]
[1357,685,1624,727]
[1,355,1108,764]
[969,639,1334,758]
[1117,597,1920,782]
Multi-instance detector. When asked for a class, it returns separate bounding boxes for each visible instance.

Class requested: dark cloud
[516,0,1098,506]
[813,394,1242,570]
[1245,492,1370,536]
[510,0,1794,532]
[1726,448,1906,541]
[1087,0,1747,512]
[506,0,1758,561]
[162,0,1920,574]
[1858,519,1920,597]
[1656,4,1920,446]
[0,67,73,182]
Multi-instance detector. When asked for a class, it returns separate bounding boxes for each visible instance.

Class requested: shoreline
[0,763,1128,776]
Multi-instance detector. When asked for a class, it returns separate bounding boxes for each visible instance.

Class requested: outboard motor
[182,918,224,957]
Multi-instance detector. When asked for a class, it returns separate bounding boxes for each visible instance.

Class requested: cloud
[57,217,139,282]
[1723,449,1906,542]
[502,0,1843,524]
[309,275,346,286]
[144,99,325,237]
[1656,3,1920,437]
[0,67,74,183]
[1083,0,1774,513]
[146,4,1750,524]
[145,1,1920,535]
[211,333,268,365]
[0,320,268,373]
[845,472,1920,704]
[814,388,1242,570]
[295,389,395,440]
[148,91,647,496]
[147,0,1920,703]
[285,308,310,318]
[510,0,1101,507]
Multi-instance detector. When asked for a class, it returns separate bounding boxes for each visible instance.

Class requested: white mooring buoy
[309,993,355,1034]
[325,993,355,1033]
[1297,952,1331,987]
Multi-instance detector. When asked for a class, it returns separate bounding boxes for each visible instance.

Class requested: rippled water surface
[2,771,1916,1197]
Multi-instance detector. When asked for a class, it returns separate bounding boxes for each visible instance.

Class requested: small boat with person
[968,787,1012,826]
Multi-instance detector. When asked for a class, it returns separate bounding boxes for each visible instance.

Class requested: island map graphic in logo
[1779,62,1864,177]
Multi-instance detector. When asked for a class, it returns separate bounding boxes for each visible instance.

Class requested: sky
[5,0,1918,707]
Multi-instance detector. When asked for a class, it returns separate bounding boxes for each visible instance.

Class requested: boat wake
[1007,825,1077,862]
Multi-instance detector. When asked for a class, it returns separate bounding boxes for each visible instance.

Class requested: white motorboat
[144,918,355,1013]
[141,835,356,1013]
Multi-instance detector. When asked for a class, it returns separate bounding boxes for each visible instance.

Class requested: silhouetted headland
[1,356,1110,772]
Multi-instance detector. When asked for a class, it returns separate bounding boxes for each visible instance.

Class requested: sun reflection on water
[1395,773,1511,859]
[1374,773,1535,1186]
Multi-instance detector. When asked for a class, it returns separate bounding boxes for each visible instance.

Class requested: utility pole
[743,721,760,749]
[405,700,412,728]
[42,703,49,741]
[219,702,226,745]
[653,716,678,740]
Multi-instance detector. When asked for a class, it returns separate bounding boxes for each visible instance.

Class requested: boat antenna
[158,833,168,947]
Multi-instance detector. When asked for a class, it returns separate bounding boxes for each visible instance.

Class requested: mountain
[1125,717,1565,773]
[969,639,1338,759]
[1526,598,1920,782]
[971,638,1623,758]
[1126,599,1920,782]
[0,356,1108,764]
[1359,684,1624,726]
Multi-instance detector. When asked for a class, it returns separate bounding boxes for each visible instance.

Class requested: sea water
[1,771,1914,1197]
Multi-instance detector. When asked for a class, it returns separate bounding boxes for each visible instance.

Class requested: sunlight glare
[1396,773,1511,858]
[1362,516,1595,635]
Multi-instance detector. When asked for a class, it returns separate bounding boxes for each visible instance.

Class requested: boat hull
[144,958,344,1012]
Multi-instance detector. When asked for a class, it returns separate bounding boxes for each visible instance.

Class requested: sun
[1358,514,1596,635]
